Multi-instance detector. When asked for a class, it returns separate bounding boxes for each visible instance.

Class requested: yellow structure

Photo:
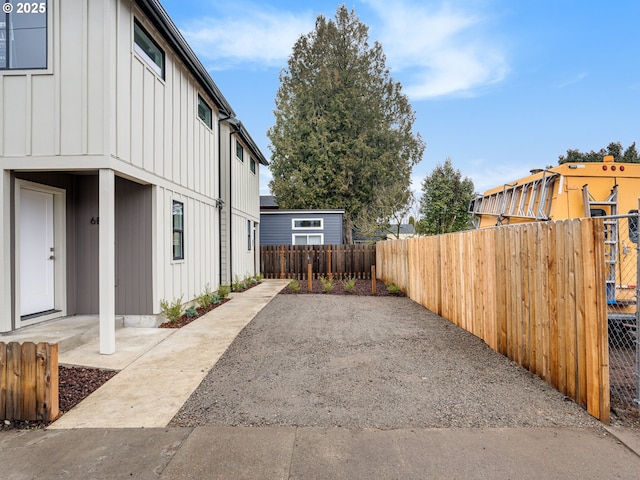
[470,156,639,227]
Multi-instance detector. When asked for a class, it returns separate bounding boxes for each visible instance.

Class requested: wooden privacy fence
[377,218,610,423]
[261,244,376,280]
[0,342,59,422]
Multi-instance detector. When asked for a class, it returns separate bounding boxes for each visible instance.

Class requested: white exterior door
[20,188,55,317]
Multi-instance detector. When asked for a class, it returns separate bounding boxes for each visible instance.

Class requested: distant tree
[558,142,640,164]
[417,158,475,235]
[353,184,415,240]
[267,5,425,243]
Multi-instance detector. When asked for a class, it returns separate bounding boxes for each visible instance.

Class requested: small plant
[343,277,356,293]
[185,306,199,318]
[385,282,401,295]
[232,276,247,292]
[289,279,301,293]
[160,295,183,323]
[197,283,216,308]
[211,294,221,305]
[217,285,231,298]
[319,275,334,293]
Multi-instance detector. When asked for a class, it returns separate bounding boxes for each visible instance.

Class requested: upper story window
[236,142,244,162]
[134,19,164,78]
[292,218,323,230]
[197,95,212,129]
[250,157,256,174]
[0,1,48,70]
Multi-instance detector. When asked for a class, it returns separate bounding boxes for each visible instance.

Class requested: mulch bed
[158,297,231,328]
[280,278,405,296]
[1,366,118,432]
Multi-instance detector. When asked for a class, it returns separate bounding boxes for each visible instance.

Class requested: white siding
[1,0,224,315]
[153,187,219,312]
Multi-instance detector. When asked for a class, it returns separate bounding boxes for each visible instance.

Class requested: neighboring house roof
[261,209,345,215]
[136,0,234,118]
[259,196,344,213]
[260,195,279,209]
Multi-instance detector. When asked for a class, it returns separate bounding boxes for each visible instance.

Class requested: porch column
[99,169,116,354]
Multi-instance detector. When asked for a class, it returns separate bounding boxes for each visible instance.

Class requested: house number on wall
[91,217,100,225]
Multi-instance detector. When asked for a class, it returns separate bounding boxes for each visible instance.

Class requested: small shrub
[211,294,221,305]
[385,282,402,295]
[343,277,356,293]
[185,306,199,318]
[319,276,334,293]
[289,279,301,293]
[160,295,183,323]
[197,283,216,308]
[217,285,231,298]
[232,276,248,292]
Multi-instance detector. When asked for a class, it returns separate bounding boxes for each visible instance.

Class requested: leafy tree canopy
[417,158,475,236]
[558,141,639,164]
[267,5,425,241]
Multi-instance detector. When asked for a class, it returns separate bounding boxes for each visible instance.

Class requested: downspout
[218,115,231,286]
[227,119,241,285]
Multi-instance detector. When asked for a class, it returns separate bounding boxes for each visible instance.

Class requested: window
[198,95,212,128]
[292,218,323,230]
[250,157,256,174]
[293,234,323,245]
[247,220,252,250]
[236,142,244,162]
[134,19,164,78]
[172,201,184,260]
[0,1,48,70]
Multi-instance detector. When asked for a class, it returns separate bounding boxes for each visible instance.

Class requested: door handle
[49,255,55,260]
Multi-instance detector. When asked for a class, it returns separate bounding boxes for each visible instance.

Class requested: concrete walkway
[48,280,290,429]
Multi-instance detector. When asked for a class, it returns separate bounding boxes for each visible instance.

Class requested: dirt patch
[169,295,605,429]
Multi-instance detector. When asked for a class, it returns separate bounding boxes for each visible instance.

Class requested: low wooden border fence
[377,218,610,423]
[261,244,376,280]
[0,342,59,422]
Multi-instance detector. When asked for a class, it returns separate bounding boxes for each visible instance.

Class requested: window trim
[292,233,324,245]
[236,141,244,162]
[172,200,184,261]
[0,0,52,74]
[292,218,324,230]
[197,94,212,129]
[134,19,165,79]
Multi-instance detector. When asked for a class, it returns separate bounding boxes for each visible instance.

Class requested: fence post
[307,264,312,291]
[280,245,285,279]
[371,265,377,294]
[328,245,332,279]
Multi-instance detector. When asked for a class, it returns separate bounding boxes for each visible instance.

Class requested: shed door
[20,189,55,317]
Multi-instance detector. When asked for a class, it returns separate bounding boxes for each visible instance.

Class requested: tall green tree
[417,158,475,235]
[558,141,640,164]
[267,5,425,243]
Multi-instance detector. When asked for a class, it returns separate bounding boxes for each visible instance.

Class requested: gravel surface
[170,295,602,429]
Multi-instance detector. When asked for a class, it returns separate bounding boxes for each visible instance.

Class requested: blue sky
[160,0,640,198]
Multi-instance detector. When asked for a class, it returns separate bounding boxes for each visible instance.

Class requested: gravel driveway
[169,295,601,429]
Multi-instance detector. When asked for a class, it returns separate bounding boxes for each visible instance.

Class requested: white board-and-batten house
[0,0,268,353]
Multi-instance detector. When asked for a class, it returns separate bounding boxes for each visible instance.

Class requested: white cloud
[178,0,508,97]
[557,72,588,88]
[363,0,509,99]
[178,6,316,69]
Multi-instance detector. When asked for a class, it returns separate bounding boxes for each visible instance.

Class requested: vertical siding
[260,212,344,245]
[115,177,152,315]
[154,186,219,311]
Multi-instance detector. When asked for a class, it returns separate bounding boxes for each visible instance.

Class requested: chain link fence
[605,214,639,415]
